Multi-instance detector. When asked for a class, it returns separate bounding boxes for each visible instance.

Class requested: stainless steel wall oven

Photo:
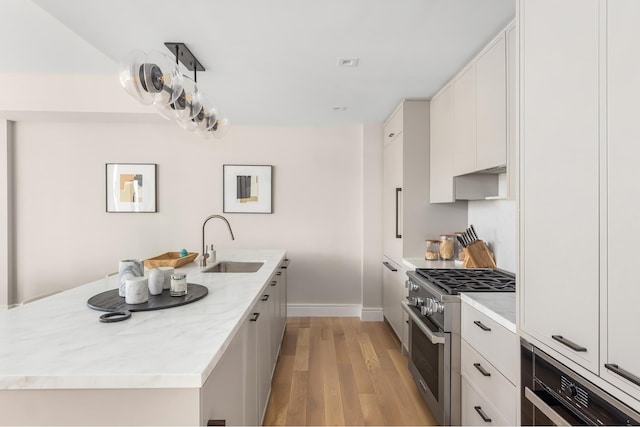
[521,338,640,426]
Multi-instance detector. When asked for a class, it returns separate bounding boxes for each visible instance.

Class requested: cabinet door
[383,134,403,262]
[245,311,259,426]
[476,33,507,171]
[519,0,600,373]
[430,85,456,203]
[201,323,246,426]
[604,0,640,396]
[269,279,281,367]
[257,297,272,423]
[382,258,402,339]
[454,65,477,176]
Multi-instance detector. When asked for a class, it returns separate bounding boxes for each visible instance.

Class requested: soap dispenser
[207,245,216,265]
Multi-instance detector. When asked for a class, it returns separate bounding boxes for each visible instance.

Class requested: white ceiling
[5,0,515,126]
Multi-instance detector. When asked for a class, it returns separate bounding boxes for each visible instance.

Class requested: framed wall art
[106,163,158,213]
[223,164,273,214]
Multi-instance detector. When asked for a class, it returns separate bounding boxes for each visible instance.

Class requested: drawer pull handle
[418,378,428,393]
[261,294,270,301]
[552,335,587,352]
[271,280,277,286]
[605,364,640,387]
[388,132,395,138]
[474,320,491,331]
[474,406,492,423]
[473,363,491,377]
[383,261,398,272]
[250,312,260,322]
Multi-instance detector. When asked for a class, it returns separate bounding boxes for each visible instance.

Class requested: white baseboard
[287,303,362,317]
[360,307,384,321]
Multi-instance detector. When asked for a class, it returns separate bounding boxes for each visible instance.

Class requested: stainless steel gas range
[402,268,515,426]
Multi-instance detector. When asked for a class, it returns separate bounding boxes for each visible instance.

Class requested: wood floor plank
[305,327,326,426]
[293,327,310,371]
[358,331,381,371]
[359,393,386,426]
[265,317,437,427]
[284,370,308,426]
[337,364,366,425]
[263,354,294,426]
[321,328,346,426]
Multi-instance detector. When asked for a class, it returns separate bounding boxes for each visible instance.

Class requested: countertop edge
[459,293,517,334]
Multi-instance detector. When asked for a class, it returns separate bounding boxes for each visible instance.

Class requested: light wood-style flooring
[263,317,437,426]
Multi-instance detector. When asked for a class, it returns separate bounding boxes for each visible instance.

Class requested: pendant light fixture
[119,43,229,139]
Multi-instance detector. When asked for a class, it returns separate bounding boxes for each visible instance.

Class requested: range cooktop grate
[415,268,515,294]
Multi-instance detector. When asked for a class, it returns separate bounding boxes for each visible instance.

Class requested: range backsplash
[467,199,516,273]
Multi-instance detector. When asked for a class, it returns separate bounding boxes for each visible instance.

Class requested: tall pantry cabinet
[519,0,640,409]
[382,100,467,341]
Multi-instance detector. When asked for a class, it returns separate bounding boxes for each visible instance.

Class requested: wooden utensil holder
[463,240,496,268]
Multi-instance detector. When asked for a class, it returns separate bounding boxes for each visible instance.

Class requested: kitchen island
[0,248,287,426]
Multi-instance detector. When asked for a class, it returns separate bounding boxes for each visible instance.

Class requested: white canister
[147,268,165,295]
[125,276,149,304]
[119,259,144,297]
[158,266,174,290]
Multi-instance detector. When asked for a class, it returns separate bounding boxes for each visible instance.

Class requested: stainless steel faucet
[201,215,235,267]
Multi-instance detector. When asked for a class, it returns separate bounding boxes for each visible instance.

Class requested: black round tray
[87,283,208,313]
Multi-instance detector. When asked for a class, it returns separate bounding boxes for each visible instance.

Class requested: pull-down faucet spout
[200,215,235,267]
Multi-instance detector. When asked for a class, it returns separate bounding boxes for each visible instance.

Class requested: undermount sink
[203,261,264,273]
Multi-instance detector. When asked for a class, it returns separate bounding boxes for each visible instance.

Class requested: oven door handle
[401,301,445,345]
[524,387,571,426]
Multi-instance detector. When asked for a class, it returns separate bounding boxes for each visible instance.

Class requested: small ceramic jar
[125,276,149,304]
[147,268,164,295]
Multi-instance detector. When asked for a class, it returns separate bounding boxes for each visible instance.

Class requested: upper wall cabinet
[476,34,507,171]
[430,21,515,203]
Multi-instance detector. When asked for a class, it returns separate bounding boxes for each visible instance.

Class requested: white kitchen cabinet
[382,257,406,341]
[429,84,456,203]
[460,299,517,426]
[476,33,507,171]
[257,292,272,422]
[383,131,404,264]
[462,377,510,426]
[603,0,640,398]
[383,100,467,340]
[244,309,259,426]
[430,22,514,202]
[519,0,600,374]
[201,321,246,426]
[453,65,477,176]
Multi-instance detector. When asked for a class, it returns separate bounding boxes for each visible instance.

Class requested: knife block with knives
[458,225,497,269]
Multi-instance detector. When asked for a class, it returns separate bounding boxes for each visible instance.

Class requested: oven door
[402,301,451,426]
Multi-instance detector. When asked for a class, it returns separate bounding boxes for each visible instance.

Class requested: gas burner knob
[408,297,424,307]
[421,305,434,316]
[404,279,419,292]
[431,300,444,314]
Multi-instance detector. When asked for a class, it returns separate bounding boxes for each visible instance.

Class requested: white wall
[12,120,365,307]
[467,199,517,272]
[360,123,383,319]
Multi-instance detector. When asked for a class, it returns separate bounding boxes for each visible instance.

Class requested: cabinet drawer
[384,104,403,145]
[461,302,518,384]
[462,377,512,426]
[461,339,517,422]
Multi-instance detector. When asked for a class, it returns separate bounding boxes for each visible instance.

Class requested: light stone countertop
[403,257,463,270]
[0,248,286,390]
[459,292,516,333]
